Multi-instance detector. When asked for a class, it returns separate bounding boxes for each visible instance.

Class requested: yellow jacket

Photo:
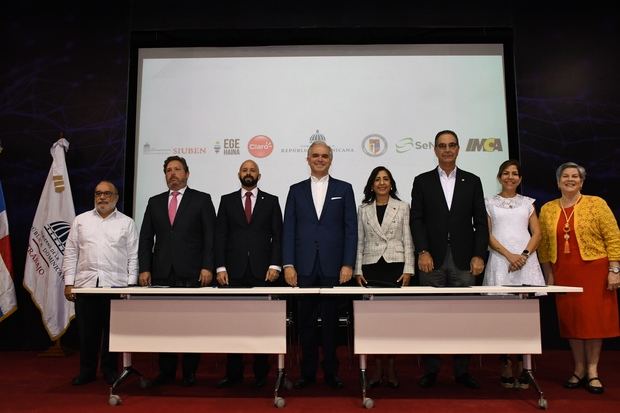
[539,195,620,263]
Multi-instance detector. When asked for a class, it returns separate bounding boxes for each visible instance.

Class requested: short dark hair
[362,166,400,204]
[434,130,459,146]
[163,156,189,173]
[497,159,521,179]
[95,180,119,194]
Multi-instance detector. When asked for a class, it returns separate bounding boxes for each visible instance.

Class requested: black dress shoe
[563,373,585,389]
[586,377,604,394]
[182,373,196,387]
[293,377,316,389]
[367,378,381,389]
[150,374,174,387]
[455,373,480,389]
[72,375,95,386]
[386,379,400,389]
[325,376,344,389]
[418,373,437,388]
[216,377,241,388]
[254,377,267,388]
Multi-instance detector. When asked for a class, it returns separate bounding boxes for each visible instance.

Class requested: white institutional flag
[23,138,76,340]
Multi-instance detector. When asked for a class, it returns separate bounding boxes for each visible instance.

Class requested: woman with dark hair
[483,159,545,389]
[539,162,620,394]
[354,166,414,388]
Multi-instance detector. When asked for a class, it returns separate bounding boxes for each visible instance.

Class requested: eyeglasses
[436,142,459,150]
[94,191,116,198]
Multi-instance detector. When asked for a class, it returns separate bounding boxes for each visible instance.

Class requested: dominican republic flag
[23,138,76,340]
[0,181,17,322]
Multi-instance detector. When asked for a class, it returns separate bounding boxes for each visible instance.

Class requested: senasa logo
[465,138,503,152]
[248,135,274,158]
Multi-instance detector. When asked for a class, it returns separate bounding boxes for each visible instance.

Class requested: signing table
[321,285,582,410]
[74,285,581,409]
[74,286,320,407]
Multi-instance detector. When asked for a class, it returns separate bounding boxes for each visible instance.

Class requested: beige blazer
[354,197,415,276]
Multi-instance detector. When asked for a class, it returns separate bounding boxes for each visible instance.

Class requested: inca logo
[465,138,503,152]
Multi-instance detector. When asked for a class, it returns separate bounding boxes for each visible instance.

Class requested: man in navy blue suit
[282,141,357,389]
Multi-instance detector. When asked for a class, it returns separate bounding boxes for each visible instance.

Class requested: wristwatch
[608,267,620,274]
[521,250,530,257]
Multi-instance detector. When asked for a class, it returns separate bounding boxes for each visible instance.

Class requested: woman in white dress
[483,160,545,389]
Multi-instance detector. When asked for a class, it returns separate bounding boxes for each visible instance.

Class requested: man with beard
[214,159,283,388]
[63,181,138,386]
[138,155,216,387]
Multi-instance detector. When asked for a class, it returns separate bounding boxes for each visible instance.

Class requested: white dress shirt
[310,175,329,219]
[437,166,457,210]
[63,208,139,287]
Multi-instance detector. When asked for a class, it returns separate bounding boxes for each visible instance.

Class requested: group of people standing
[62,129,620,396]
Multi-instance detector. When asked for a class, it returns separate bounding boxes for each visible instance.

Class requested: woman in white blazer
[354,166,415,388]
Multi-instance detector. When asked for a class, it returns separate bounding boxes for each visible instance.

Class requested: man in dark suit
[138,155,216,387]
[214,159,283,388]
[283,141,357,389]
[410,130,488,389]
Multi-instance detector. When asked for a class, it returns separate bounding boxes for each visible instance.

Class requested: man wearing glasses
[63,181,139,386]
[410,130,488,389]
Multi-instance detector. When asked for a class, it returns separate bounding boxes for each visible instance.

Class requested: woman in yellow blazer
[539,162,620,394]
[354,166,414,388]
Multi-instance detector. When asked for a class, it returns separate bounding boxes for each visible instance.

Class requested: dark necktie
[244,192,252,223]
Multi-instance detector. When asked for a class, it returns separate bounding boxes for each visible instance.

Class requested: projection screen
[132,43,513,227]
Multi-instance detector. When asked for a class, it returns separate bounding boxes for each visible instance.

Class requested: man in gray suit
[410,130,488,389]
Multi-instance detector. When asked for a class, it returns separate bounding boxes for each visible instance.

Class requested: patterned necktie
[244,192,252,223]
[168,191,179,225]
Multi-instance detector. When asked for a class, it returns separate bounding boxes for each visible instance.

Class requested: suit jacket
[282,176,357,281]
[410,167,488,270]
[215,189,283,280]
[354,197,415,275]
[138,187,216,283]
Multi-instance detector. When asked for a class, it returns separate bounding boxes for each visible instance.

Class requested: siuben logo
[465,138,503,152]
[248,135,274,158]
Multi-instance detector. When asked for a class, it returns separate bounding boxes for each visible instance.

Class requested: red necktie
[244,192,252,223]
[168,191,179,225]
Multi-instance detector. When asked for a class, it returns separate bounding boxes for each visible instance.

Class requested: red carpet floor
[0,349,619,412]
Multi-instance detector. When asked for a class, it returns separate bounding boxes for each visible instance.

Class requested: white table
[322,285,583,409]
[74,287,320,407]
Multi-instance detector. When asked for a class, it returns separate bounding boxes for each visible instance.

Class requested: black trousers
[418,249,474,377]
[297,257,342,380]
[153,272,201,379]
[75,294,118,378]
[224,263,273,380]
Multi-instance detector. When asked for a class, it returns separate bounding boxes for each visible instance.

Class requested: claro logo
[247,135,274,158]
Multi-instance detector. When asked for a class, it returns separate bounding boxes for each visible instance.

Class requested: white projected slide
[133,44,510,227]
